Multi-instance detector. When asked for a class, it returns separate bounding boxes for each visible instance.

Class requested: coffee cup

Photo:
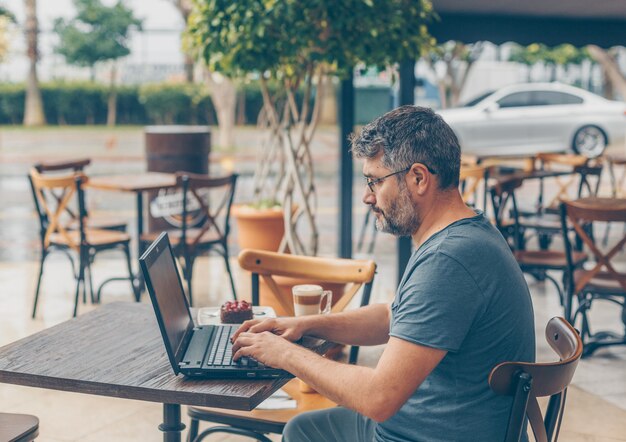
[292,284,332,316]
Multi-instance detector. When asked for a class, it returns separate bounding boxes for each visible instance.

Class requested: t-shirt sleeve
[390,251,484,353]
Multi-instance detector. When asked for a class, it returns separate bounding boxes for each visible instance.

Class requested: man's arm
[233,303,391,347]
[232,333,446,422]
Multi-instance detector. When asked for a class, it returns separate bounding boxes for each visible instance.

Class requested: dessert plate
[197,306,277,325]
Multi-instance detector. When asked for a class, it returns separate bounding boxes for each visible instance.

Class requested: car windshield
[460,90,495,107]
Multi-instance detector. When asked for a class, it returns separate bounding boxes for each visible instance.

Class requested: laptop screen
[140,232,194,373]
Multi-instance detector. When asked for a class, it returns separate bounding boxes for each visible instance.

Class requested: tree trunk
[206,71,236,148]
[184,53,194,83]
[106,63,117,126]
[587,45,626,100]
[23,0,45,126]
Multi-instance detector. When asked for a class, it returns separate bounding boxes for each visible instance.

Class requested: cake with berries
[220,300,253,324]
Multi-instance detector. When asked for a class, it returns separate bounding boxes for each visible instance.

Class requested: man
[232,106,535,441]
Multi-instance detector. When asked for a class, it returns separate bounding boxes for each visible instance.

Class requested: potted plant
[186,1,434,320]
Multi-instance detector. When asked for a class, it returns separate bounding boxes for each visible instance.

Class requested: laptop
[139,232,292,379]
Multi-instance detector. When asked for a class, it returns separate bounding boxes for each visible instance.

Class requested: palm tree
[23,0,45,126]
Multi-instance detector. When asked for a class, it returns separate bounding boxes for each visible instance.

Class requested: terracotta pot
[232,205,285,252]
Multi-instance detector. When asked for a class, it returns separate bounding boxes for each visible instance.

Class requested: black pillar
[339,71,355,258]
[397,60,415,284]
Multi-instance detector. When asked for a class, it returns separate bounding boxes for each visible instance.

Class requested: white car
[438,83,626,158]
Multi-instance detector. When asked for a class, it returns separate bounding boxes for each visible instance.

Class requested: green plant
[186,0,435,255]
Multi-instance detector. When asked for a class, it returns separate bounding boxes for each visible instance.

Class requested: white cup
[292,284,332,317]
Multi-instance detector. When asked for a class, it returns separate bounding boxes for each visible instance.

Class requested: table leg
[134,192,146,293]
[159,403,186,442]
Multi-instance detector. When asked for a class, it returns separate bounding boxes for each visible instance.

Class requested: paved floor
[1,126,626,441]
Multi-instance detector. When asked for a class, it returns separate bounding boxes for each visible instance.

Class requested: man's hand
[232,331,298,368]
[231,317,306,343]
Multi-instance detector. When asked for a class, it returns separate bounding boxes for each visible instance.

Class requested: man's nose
[363,188,376,205]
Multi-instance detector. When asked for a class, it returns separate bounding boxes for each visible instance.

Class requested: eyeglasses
[366,164,437,193]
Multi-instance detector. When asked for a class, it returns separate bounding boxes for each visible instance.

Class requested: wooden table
[0,303,291,442]
[88,172,177,290]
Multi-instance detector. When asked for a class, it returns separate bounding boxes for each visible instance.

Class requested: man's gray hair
[350,106,461,189]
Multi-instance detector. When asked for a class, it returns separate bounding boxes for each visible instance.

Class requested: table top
[87,172,176,193]
[0,303,291,411]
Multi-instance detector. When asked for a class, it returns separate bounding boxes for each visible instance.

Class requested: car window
[460,90,495,107]
[530,91,584,106]
[497,92,533,108]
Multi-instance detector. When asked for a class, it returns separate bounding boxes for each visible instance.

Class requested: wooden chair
[560,198,626,357]
[519,153,602,250]
[0,412,39,441]
[489,317,583,442]
[32,158,127,232]
[29,168,138,317]
[186,249,376,442]
[140,172,238,306]
[490,177,587,307]
[460,164,488,210]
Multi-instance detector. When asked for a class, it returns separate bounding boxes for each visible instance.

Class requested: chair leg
[73,253,86,317]
[32,250,48,318]
[221,245,237,301]
[183,254,195,307]
[124,243,140,302]
[187,418,199,442]
[85,253,96,304]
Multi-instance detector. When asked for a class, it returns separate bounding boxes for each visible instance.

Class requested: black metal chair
[140,173,238,306]
[489,317,583,442]
[186,248,376,442]
[519,154,602,250]
[0,412,39,442]
[29,168,138,317]
[491,177,587,307]
[32,158,127,232]
[560,197,626,357]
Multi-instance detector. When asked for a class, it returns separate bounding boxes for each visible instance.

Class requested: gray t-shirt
[375,213,535,442]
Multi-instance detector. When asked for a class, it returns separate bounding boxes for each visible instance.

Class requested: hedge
[0,81,289,126]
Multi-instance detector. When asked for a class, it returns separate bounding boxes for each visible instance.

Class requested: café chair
[560,198,626,357]
[32,158,127,232]
[519,153,602,250]
[489,316,583,442]
[460,164,489,211]
[186,249,376,442]
[602,153,626,198]
[490,177,587,307]
[29,168,138,317]
[140,173,238,306]
[0,412,39,441]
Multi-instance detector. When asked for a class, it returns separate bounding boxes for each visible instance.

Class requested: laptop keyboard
[206,325,237,366]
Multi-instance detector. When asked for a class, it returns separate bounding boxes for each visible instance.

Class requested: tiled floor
[2,126,626,440]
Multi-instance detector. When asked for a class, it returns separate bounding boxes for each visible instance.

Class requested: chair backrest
[238,249,376,317]
[490,176,525,250]
[177,172,238,247]
[30,159,92,225]
[536,153,603,209]
[33,158,91,173]
[489,317,583,442]
[460,164,488,209]
[29,168,88,250]
[560,198,626,294]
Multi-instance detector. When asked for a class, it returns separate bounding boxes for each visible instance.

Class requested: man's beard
[373,188,420,237]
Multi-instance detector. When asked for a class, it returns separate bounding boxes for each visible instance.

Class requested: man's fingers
[248,320,276,334]
[232,333,255,353]
[232,346,251,362]
[231,320,261,342]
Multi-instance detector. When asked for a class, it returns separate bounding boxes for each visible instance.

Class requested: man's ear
[409,164,431,195]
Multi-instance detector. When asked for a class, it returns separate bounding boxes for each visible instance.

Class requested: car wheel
[572,125,607,158]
